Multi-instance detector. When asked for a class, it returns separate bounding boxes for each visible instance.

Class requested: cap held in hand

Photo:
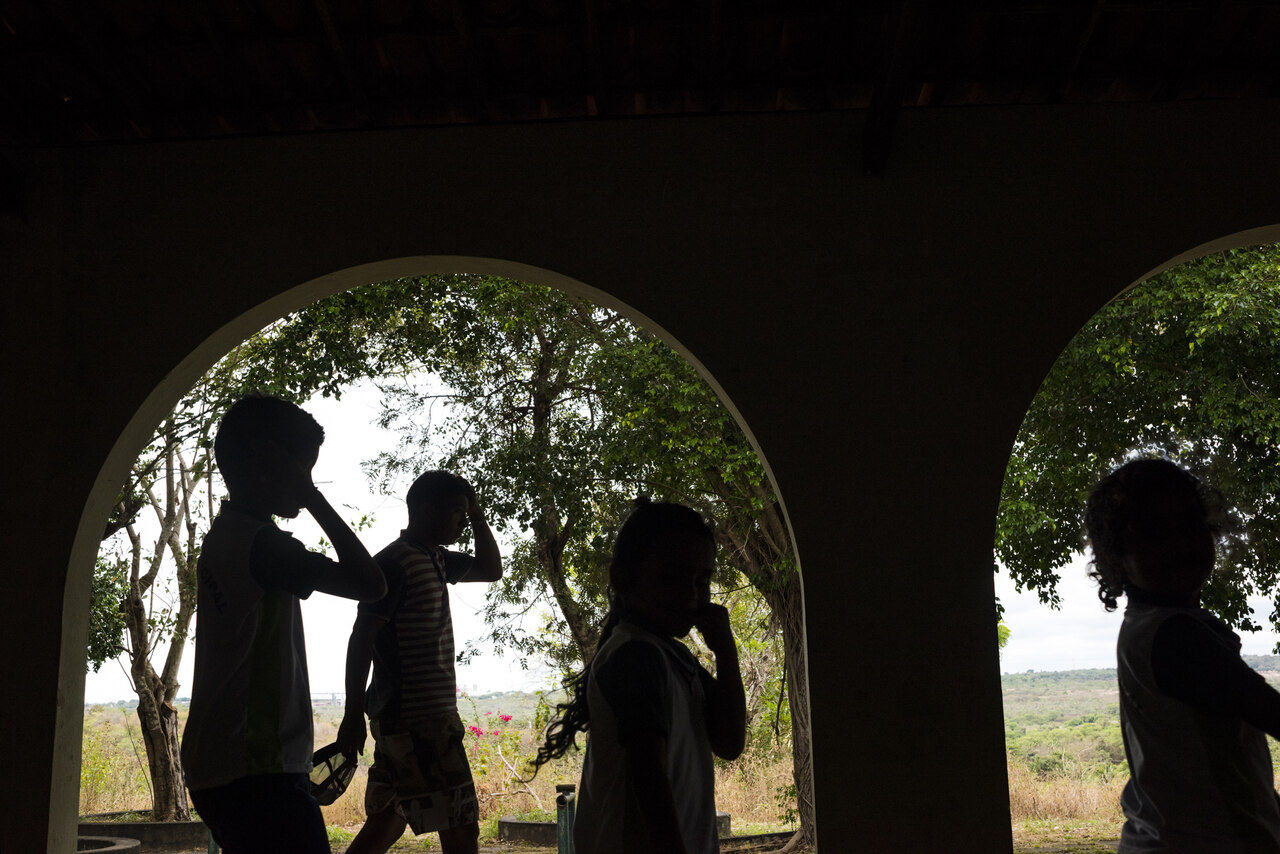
[310,741,356,806]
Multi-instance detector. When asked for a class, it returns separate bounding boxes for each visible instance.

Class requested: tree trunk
[122,580,192,821]
[766,574,816,849]
[538,528,601,665]
[114,433,202,823]
[132,660,190,820]
[714,485,817,849]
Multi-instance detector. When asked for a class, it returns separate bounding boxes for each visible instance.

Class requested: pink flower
[468,725,485,737]
[499,714,513,723]
[492,730,502,737]
[485,711,492,716]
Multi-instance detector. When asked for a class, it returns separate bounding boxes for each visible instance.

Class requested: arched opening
[56,257,811,847]
[996,225,1280,848]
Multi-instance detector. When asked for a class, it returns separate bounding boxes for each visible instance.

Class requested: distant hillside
[1002,668,1116,687]
[1002,668,1118,722]
[1000,657,1280,724]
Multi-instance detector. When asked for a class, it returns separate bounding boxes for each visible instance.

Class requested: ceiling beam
[1056,0,1106,102]
[313,0,362,103]
[449,0,489,120]
[862,0,922,177]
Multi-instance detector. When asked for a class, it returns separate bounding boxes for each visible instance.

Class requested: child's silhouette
[529,499,747,854]
[337,470,502,854]
[181,395,386,854]
[1086,458,1280,853]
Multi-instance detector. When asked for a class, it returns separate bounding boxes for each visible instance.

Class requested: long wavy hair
[1084,457,1221,611]
[525,498,714,778]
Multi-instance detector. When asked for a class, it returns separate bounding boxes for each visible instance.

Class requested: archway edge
[1116,224,1280,302]
[1003,224,1280,463]
[104,256,787,511]
[56,254,805,850]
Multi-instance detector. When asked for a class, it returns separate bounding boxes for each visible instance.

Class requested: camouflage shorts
[366,712,479,834]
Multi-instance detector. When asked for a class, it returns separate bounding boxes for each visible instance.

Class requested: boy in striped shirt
[339,470,502,854]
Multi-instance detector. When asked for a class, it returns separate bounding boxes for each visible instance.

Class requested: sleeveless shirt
[573,620,718,854]
[1118,599,1280,853]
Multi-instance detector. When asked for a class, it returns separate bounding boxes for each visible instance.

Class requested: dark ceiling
[3,1,1279,173]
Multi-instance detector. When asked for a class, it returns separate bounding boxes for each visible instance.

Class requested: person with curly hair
[1086,457,1280,853]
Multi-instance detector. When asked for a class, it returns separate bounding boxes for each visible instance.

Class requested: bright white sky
[82,382,1280,705]
[83,383,555,705]
[995,557,1280,673]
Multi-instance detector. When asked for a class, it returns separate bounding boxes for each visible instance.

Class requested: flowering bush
[459,693,534,783]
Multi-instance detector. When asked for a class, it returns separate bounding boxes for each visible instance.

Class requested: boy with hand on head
[181,395,387,854]
[1086,458,1280,854]
[338,470,502,854]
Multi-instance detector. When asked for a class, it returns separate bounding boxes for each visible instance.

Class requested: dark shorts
[189,772,329,854]
[366,711,479,835]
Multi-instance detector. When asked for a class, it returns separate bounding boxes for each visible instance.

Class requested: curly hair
[1084,457,1218,611]
[525,498,714,778]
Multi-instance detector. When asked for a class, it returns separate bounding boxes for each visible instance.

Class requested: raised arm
[302,487,387,602]
[459,480,502,583]
[695,604,747,760]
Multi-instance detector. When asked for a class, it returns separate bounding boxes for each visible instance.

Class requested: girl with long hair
[530,499,746,854]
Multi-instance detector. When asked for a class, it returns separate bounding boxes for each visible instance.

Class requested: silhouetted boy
[338,470,502,854]
[182,395,386,854]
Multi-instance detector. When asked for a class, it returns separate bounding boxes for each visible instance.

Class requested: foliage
[998,245,1280,634]
[325,826,355,844]
[239,276,801,721]
[90,273,811,837]
[459,695,529,782]
[774,782,799,829]
[1005,713,1126,781]
[87,555,128,672]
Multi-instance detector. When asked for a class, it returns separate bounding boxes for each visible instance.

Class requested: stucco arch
[1004,223,1280,438]
[56,255,805,850]
[1118,226,1280,306]
[992,224,1280,785]
[11,102,1280,853]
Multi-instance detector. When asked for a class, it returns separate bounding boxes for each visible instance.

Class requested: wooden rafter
[862,0,922,178]
[313,0,361,103]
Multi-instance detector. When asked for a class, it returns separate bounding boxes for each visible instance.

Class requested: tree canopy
[243,275,813,844]
[997,244,1280,632]
[94,274,814,842]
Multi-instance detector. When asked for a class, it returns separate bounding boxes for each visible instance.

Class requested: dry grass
[1006,758,1125,823]
[79,706,154,815]
[84,703,1151,851]
[714,746,796,833]
[1006,755,1124,851]
[318,737,793,839]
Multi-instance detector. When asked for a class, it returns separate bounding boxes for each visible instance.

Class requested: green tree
[89,274,813,841]
[87,556,128,672]
[998,244,1280,632]
[236,275,816,845]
